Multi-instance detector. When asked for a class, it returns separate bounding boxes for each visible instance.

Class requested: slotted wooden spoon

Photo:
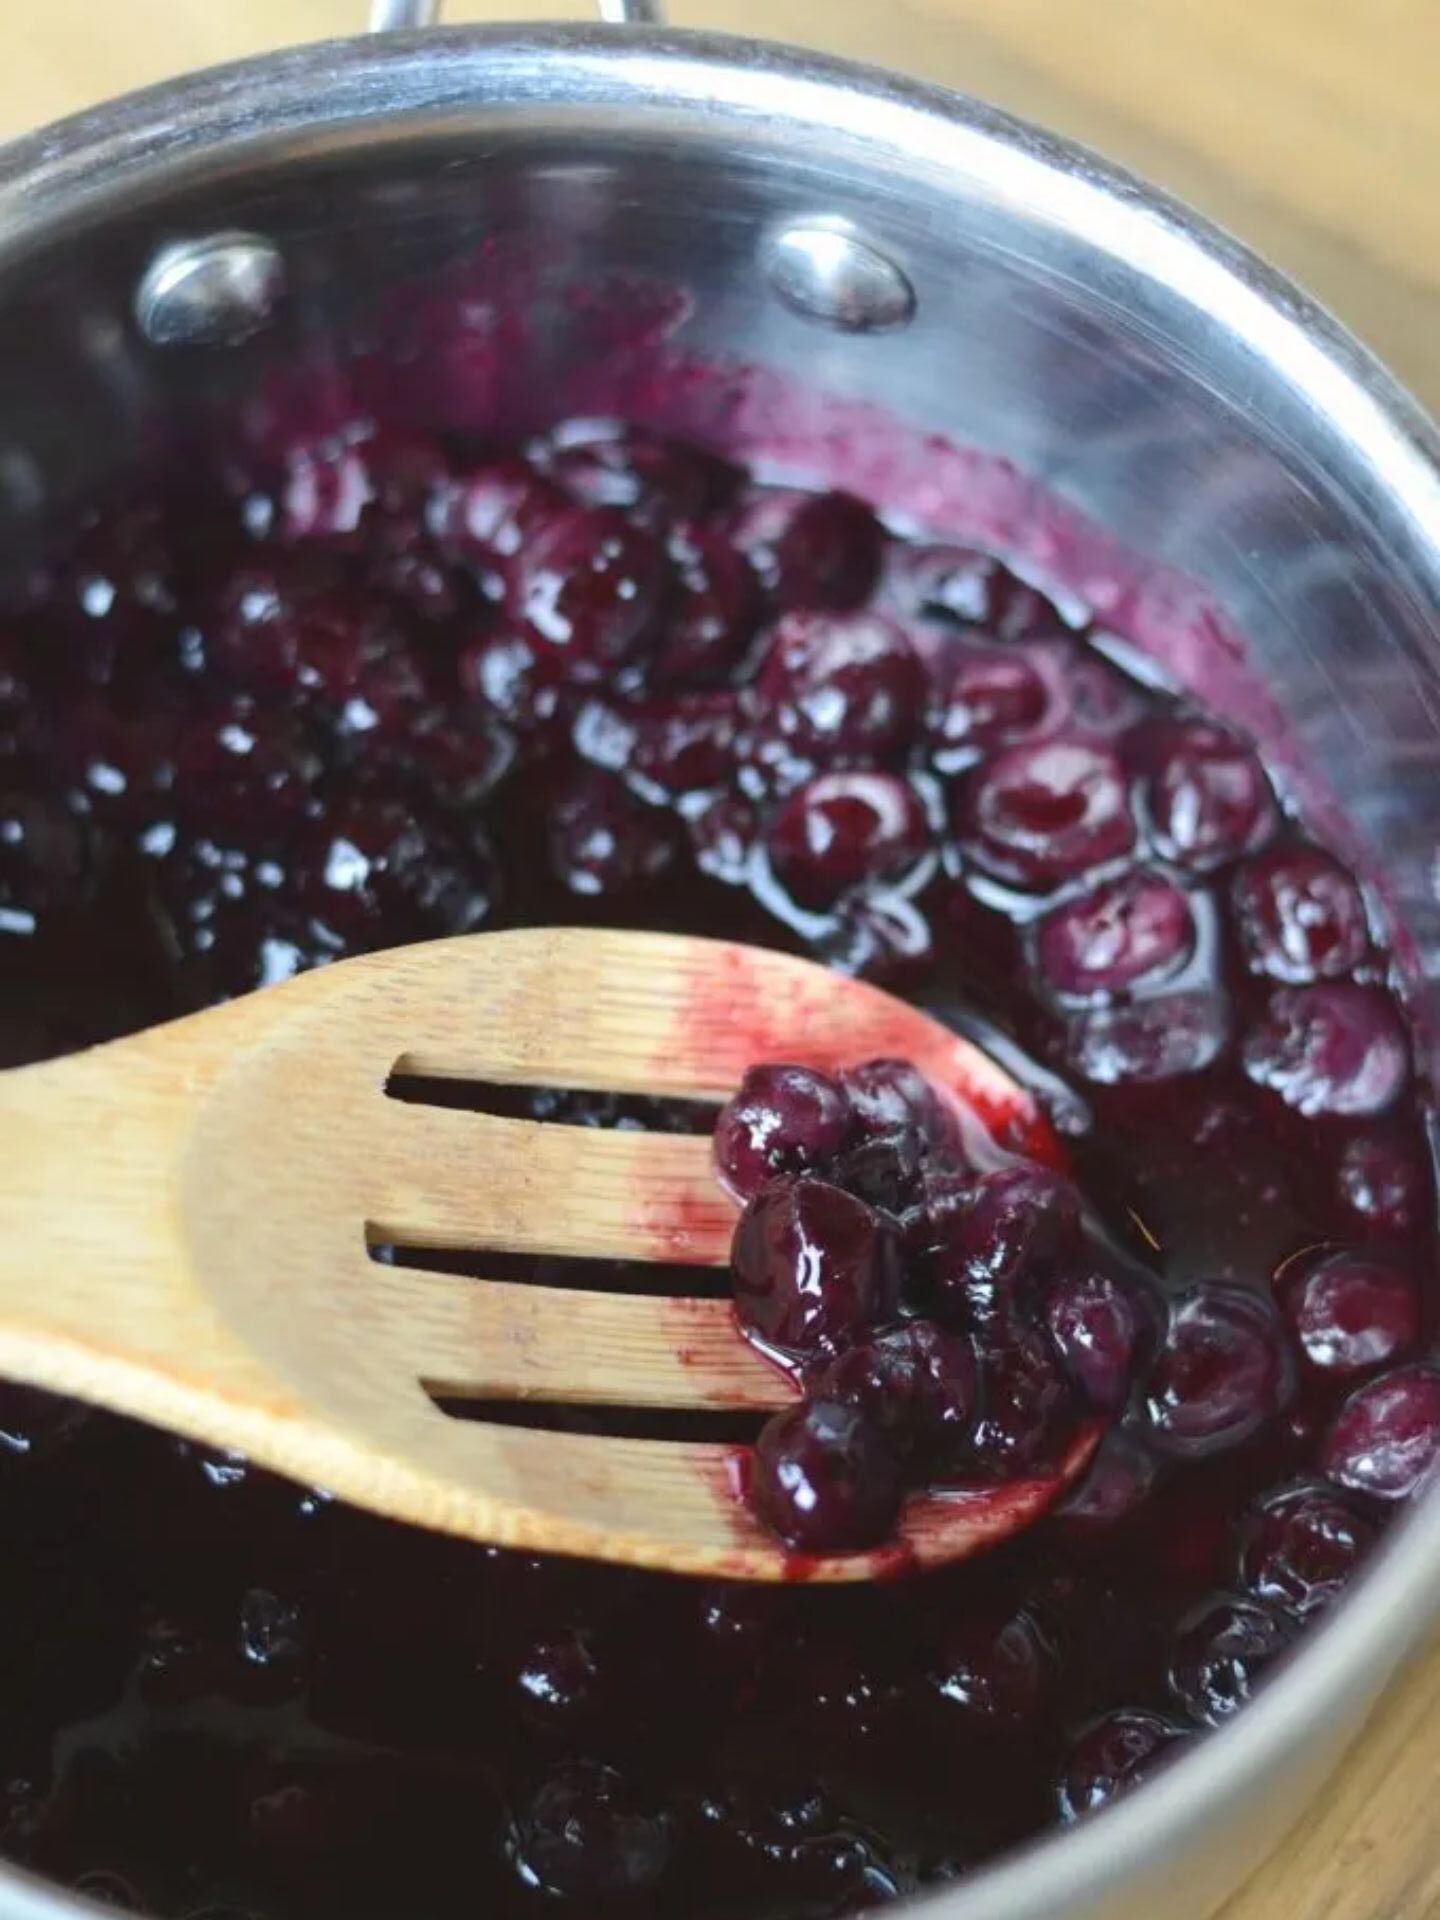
[0,927,1095,1581]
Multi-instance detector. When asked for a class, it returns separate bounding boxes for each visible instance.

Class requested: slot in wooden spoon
[0,927,1094,1581]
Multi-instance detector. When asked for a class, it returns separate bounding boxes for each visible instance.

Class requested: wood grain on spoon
[0,927,1086,1580]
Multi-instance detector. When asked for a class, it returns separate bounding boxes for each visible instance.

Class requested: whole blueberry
[1138,721,1277,871]
[756,609,925,761]
[933,1166,1081,1328]
[731,1178,900,1358]
[729,487,885,611]
[1058,1710,1190,1821]
[1143,1286,1292,1459]
[959,738,1135,891]
[1239,1483,1376,1620]
[1283,1250,1420,1377]
[1243,984,1408,1119]
[749,1399,904,1553]
[812,1320,978,1461]
[508,1761,675,1897]
[1321,1364,1440,1501]
[765,770,930,910]
[1043,1269,1149,1411]
[713,1063,855,1200]
[1232,846,1369,983]
[1167,1593,1294,1728]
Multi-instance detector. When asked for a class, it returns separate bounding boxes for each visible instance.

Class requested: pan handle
[368,0,666,26]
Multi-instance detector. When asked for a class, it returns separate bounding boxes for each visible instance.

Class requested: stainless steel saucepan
[0,2,1437,1916]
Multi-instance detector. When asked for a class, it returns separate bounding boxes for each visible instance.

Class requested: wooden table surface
[5,4,1440,1917]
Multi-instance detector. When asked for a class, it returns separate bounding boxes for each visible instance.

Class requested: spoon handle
[0,1010,290,1423]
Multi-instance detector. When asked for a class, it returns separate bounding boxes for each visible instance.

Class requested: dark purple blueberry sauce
[0,413,1435,1919]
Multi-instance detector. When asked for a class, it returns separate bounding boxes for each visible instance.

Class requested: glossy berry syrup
[0,414,1434,1920]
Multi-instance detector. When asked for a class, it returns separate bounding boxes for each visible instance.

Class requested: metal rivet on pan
[134,232,287,347]
[761,218,916,333]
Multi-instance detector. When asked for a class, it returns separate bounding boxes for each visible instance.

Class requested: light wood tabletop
[4,4,1440,1917]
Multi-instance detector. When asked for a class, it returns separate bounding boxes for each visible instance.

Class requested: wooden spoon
[0,927,1095,1581]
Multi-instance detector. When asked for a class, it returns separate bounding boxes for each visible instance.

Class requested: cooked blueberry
[819,890,939,984]
[430,456,568,560]
[756,610,925,760]
[1243,983,1408,1118]
[959,738,1135,890]
[765,770,930,909]
[0,789,96,925]
[729,487,885,611]
[653,521,758,685]
[1239,1483,1376,1619]
[1043,1268,1148,1411]
[237,1588,306,1677]
[927,1607,1048,1732]
[1034,870,1194,999]
[70,1871,150,1911]
[928,643,1050,764]
[774,1632,888,1743]
[456,626,568,740]
[812,1320,978,1459]
[1283,1250,1420,1377]
[967,1326,1077,1477]
[170,697,322,826]
[840,1056,960,1157]
[401,705,517,810]
[513,1629,601,1726]
[623,693,748,796]
[547,771,678,897]
[1335,1131,1425,1235]
[136,1610,231,1709]
[1055,651,1148,738]
[1064,985,1230,1085]
[897,1163,976,1265]
[1321,1364,1440,1500]
[210,552,387,696]
[933,1166,1081,1327]
[1167,1593,1294,1727]
[51,700,181,825]
[296,795,497,943]
[1057,1710,1190,1820]
[693,1583,790,1683]
[705,1784,908,1903]
[712,1063,855,1200]
[825,1124,927,1215]
[1232,847,1369,983]
[1138,721,1277,871]
[883,544,1061,639]
[538,421,736,526]
[1054,1430,1158,1532]
[281,427,446,541]
[0,1383,88,1458]
[731,1178,900,1358]
[749,1399,904,1552]
[59,503,179,644]
[509,1761,675,1897]
[509,505,666,674]
[685,788,759,885]
[1143,1286,1292,1458]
